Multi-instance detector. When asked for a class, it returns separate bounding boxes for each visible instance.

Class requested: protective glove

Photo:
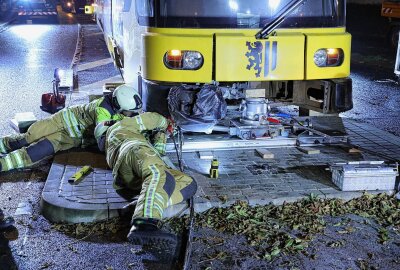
[104,120,117,126]
[166,117,176,136]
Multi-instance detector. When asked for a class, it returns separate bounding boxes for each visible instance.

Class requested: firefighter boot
[0,210,18,270]
[127,217,177,248]
[0,235,17,270]
[0,210,19,241]
[0,209,14,231]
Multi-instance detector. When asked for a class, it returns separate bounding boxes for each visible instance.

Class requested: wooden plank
[256,149,275,159]
[297,147,320,155]
[198,151,214,160]
[340,145,363,154]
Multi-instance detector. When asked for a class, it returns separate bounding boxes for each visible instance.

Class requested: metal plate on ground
[310,116,347,136]
[166,134,298,153]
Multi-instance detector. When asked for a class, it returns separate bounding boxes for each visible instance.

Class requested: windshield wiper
[255,0,308,39]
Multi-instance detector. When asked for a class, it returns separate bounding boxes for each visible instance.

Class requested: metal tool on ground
[330,161,399,191]
[209,158,219,178]
[289,117,349,146]
[68,165,92,184]
[230,98,285,140]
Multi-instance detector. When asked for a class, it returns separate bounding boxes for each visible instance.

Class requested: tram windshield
[136,0,346,29]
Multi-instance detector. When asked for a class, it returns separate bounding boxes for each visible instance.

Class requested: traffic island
[41,151,127,223]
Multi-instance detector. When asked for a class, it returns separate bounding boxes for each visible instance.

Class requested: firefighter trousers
[114,141,197,220]
[0,113,81,172]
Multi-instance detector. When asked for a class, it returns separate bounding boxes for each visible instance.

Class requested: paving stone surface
[344,119,400,162]
[41,119,399,223]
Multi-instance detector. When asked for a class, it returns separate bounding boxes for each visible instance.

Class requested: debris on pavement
[168,193,400,269]
[52,218,130,242]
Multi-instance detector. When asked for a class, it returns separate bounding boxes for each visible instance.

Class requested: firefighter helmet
[112,85,142,113]
[94,121,110,142]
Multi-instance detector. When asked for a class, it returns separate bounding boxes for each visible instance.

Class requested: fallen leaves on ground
[168,193,400,261]
[51,218,130,242]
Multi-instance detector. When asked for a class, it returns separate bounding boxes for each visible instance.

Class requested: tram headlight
[183,51,203,69]
[164,50,203,70]
[314,48,344,67]
[314,49,328,67]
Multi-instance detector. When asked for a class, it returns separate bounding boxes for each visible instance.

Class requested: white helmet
[112,84,142,113]
[94,121,110,142]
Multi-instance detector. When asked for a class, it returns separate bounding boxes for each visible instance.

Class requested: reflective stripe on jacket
[62,110,83,138]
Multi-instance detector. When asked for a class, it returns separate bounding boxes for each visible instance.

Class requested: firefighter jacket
[105,112,168,182]
[104,112,197,220]
[0,94,125,172]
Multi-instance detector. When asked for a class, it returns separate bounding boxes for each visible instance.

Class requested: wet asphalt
[0,23,77,136]
[0,3,399,270]
[343,4,400,136]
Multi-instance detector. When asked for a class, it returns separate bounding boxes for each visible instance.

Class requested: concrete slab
[41,119,398,224]
[40,151,125,223]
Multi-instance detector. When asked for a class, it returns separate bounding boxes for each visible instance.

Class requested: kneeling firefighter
[0,85,141,172]
[95,101,197,246]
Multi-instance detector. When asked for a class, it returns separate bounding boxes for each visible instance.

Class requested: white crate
[330,161,398,191]
[9,112,37,133]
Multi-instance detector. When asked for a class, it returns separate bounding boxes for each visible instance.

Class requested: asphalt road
[343,4,400,136]
[0,23,78,137]
[0,5,95,137]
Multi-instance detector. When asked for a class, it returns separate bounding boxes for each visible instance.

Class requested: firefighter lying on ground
[0,84,141,172]
[95,102,197,246]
